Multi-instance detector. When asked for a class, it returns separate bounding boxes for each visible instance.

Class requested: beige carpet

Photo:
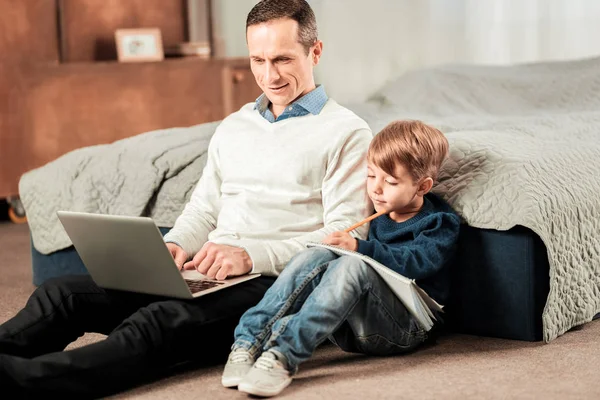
[1,221,599,399]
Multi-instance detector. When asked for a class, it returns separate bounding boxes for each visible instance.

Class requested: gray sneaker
[221,348,255,388]
[237,349,293,397]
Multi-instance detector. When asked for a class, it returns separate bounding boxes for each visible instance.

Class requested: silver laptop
[56,211,261,299]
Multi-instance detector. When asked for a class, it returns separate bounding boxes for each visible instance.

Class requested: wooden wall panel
[59,0,187,62]
[0,64,27,198]
[222,61,259,115]
[0,0,59,64]
[18,59,259,170]
[1,58,259,199]
[0,0,58,197]
[0,1,259,200]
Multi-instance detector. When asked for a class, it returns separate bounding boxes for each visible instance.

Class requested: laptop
[56,211,261,299]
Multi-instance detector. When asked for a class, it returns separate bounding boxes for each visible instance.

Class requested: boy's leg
[233,248,338,355]
[264,256,430,370]
[0,275,275,398]
[264,255,375,370]
[330,270,429,356]
[0,275,160,358]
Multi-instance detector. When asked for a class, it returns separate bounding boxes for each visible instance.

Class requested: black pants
[0,274,275,398]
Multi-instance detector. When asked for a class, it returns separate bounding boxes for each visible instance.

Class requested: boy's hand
[322,231,358,252]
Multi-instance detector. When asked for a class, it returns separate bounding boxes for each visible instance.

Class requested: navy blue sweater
[356,193,461,304]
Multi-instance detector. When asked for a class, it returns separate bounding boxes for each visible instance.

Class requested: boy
[221,120,461,397]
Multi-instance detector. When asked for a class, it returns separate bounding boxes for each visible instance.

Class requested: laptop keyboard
[184,279,225,294]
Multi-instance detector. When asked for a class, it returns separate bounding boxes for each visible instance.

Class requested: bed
[20,56,600,343]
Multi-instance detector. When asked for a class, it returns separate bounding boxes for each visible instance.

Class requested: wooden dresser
[0,0,261,201]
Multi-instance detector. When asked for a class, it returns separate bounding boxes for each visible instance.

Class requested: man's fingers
[174,252,188,269]
[182,261,196,270]
[184,244,207,272]
[196,251,216,274]
[166,244,188,270]
[215,265,231,281]
[181,244,252,278]
[205,261,222,279]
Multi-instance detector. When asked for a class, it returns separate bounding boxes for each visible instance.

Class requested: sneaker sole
[221,375,244,388]
[238,377,292,397]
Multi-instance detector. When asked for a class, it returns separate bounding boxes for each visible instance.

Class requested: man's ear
[417,177,433,196]
[312,40,323,65]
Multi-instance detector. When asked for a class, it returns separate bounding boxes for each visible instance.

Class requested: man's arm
[162,128,223,256]
[222,128,373,276]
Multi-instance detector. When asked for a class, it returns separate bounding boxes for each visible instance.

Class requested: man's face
[247,18,322,115]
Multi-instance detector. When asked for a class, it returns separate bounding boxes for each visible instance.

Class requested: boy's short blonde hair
[367,120,449,182]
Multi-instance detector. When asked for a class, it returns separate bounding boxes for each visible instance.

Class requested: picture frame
[115,28,164,62]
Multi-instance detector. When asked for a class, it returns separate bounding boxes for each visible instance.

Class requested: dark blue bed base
[30,225,591,342]
[447,225,549,341]
[30,227,172,285]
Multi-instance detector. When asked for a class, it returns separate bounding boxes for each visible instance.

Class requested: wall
[211,0,259,57]
[310,0,600,103]
[59,0,187,62]
[211,0,600,104]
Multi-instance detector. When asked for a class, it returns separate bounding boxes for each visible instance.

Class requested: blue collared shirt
[254,85,328,123]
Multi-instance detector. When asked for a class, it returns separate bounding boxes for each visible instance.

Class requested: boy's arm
[356,213,461,280]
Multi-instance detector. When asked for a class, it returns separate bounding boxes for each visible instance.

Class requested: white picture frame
[115,28,164,62]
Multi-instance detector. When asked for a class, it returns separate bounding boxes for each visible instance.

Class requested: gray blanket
[345,56,600,342]
[20,121,220,255]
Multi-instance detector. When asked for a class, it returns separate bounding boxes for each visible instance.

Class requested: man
[0,0,372,397]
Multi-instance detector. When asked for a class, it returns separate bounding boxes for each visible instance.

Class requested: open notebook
[306,242,443,331]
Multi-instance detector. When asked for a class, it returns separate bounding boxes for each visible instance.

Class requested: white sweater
[163,99,373,276]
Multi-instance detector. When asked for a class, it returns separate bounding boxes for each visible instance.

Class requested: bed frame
[31,225,551,341]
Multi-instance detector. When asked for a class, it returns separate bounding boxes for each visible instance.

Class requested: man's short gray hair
[246,0,318,54]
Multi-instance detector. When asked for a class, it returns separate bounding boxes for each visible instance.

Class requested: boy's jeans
[233,247,429,370]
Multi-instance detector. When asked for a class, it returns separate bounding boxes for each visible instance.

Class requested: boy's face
[367,162,426,222]
[247,18,322,117]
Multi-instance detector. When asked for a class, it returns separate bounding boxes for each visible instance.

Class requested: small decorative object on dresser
[115,28,164,62]
[164,41,211,58]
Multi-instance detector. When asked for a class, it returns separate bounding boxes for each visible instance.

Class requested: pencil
[343,210,387,233]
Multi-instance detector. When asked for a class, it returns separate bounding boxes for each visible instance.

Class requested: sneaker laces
[254,352,278,371]
[230,349,252,364]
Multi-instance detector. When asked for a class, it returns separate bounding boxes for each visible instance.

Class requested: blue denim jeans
[233,248,429,370]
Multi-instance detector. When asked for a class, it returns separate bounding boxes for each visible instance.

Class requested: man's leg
[0,275,159,358]
[233,248,338,355]
[1,275,275,398]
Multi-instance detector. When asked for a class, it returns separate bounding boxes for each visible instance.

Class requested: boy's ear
[417,177,434,195]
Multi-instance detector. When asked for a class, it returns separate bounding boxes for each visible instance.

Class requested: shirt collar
[254,85,328,119]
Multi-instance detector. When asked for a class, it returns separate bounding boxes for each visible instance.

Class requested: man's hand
[322,231,358,251]
[166,242,188,270]
[183,243,253,280]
